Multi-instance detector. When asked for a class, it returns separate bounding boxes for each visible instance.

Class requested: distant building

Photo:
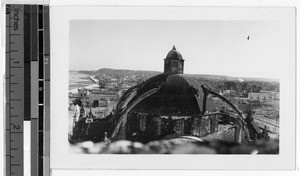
[248,91,279,101]
[89,90,119,107]
[220,90,237,96]
[106,82,118,88]
[78,88,89,105]
[121,83,131,89]
[78,88,88,98]
[270,92,280,100]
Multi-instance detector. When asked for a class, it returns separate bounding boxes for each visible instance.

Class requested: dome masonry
[112,74,217,143]
[164,45,185,74]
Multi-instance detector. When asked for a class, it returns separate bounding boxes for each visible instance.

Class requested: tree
[98,81,106,88]
[224,81,236,90]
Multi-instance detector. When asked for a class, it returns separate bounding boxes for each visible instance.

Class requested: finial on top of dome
[172,45,176,50]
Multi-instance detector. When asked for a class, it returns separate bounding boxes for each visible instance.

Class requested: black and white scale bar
[43,6,50,176]
[30,5,39,176]
[24,5,31,121]
[38,5,44,176]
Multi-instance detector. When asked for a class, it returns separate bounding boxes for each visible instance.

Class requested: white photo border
[50,6,296,170]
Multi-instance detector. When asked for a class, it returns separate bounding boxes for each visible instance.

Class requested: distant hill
[188,74,279,83]
[241,77,279,83]
[79,68,162,78]
[77,68,279,83]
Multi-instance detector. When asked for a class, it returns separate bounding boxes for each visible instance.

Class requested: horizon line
[69,68,280,82]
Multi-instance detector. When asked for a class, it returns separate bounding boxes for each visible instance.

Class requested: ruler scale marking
[31,4,39,176]
[6,5,25,176]
[5,9,10,173]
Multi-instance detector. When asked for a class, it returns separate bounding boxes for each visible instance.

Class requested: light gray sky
[69,20,281,78]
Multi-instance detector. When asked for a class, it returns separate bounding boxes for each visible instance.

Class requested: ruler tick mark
[11,164,21,166]
[9,34,21,36]
[10,99,21,101]
[11,131,22,134]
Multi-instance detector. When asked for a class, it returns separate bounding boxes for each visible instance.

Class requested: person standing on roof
[88,106,94,118]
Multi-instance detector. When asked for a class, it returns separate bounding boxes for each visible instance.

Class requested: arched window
[175,119,184,134]
[140,115,146,131]
[171,61,179,73]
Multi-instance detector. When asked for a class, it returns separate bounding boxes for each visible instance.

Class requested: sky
[69,20,282,78]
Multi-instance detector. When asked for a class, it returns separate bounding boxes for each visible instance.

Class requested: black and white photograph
[50,5,295,170]
[0,1,298,176]
[68,20,281,154]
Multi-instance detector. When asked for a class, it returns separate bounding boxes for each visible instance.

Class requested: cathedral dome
[116,73,216,115]
[110,73,217,142]
[165,45,184,61]
[109,47,218,143]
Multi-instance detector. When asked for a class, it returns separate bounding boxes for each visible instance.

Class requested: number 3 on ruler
[12,124,20,129]
[44,57,49,64]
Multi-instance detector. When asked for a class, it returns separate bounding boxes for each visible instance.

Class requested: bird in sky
[247,36,250,40]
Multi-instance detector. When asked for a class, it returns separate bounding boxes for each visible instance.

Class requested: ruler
[5,4,24,176]
[5,4,50,176]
